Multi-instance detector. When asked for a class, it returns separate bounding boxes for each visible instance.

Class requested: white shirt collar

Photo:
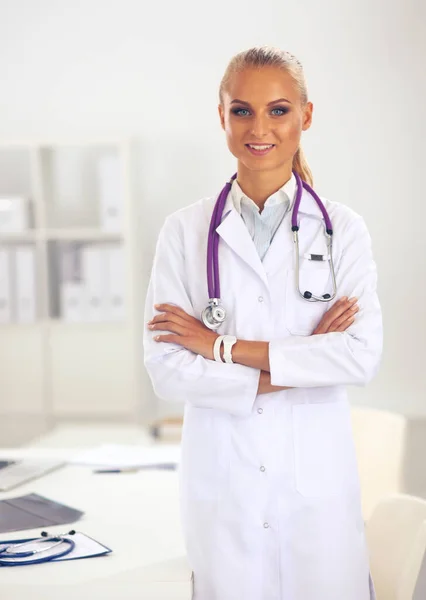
[231,172,297,215]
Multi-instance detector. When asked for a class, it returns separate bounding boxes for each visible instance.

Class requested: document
[70,443,181,469]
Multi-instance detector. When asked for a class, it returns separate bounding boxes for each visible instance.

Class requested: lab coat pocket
[292,400,359,498]
[285,266,330,335]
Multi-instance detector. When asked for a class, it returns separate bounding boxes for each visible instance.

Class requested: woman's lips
[245,144,275,156]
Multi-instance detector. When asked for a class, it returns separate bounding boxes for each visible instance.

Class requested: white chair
[350,407,407,520]
[366,493,426,600]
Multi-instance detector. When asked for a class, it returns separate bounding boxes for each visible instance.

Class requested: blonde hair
[219,46,313,187]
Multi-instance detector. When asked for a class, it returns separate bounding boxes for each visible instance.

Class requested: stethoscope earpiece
[40,530,75,537]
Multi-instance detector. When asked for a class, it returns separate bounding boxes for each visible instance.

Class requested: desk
[0,424,192,600]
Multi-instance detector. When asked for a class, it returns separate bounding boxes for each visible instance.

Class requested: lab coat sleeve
[143,214,261,417]
[269,215,383,387]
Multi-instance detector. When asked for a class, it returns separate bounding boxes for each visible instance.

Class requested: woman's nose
[250,115,270,138]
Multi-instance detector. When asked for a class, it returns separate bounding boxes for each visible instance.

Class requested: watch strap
[223,335,237,364]
[213,335,226,363]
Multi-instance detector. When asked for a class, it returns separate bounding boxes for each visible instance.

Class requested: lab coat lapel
[214,185,323,285]
[215,201,268,288]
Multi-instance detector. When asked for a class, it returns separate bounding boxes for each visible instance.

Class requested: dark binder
[0,493,84,534]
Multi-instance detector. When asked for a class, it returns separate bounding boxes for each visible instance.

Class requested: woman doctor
[143,46,383,600]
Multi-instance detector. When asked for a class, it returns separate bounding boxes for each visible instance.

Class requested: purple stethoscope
[201,169,338,330]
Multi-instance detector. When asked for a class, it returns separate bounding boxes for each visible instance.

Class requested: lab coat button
[257,407,263,414]
[263,522,269,529]
[258,296,264,302]
[260,466,266,472]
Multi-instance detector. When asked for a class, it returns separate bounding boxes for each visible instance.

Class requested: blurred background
[0,0,425,490]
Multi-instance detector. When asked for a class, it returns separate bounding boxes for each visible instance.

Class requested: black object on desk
[0,461,15,471]
[0,493,84,534]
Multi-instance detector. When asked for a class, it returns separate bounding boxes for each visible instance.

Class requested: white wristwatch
[222,335,237,364]
[213,335,226,363]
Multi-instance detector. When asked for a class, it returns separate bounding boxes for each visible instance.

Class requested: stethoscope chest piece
[201,299,227,330]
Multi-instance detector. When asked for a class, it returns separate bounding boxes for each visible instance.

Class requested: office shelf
[0,232,37,243]
[41,228,124,241]
[0,141,143,422]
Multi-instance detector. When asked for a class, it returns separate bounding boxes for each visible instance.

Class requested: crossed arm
[143,214,382,415]
[147,297,359,395]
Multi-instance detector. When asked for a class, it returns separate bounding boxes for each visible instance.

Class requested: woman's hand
[312,297,359,335]
[147,304,219,360]
[257,296,360,395]
[147,296,359,364]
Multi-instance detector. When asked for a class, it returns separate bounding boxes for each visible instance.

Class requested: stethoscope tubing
[202,169,338,330]
[207,170,335,301]
[292,172,333,234]
[207,174,236,300]
[293,229,337,302]
[0,532,76,566]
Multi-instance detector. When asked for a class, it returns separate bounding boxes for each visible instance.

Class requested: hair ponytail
[292,147,313,187]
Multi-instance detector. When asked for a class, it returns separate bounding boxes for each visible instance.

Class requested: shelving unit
[0,140,144,430]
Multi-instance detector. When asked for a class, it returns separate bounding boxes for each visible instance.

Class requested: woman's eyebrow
[230,98,292,106]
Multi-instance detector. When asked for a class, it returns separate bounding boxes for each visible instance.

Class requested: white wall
[0,0,425,416]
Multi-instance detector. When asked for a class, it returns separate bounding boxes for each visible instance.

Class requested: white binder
[59,243,85,322]
[14,246,36,323]
[0,248,13,323]
[61,281,86,322]
[105,245,125,321]
[81,245,107,321]
[97,155,123,232]
[0,197,29,233]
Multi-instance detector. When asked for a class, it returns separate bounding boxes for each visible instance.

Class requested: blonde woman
[144,46,382,600]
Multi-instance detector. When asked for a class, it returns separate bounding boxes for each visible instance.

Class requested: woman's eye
[271,107,289,116]
[232,108,250,116]
[231,107,289,117]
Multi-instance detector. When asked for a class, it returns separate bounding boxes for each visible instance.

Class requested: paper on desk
[0,532,111,563]
[70,444,181,468]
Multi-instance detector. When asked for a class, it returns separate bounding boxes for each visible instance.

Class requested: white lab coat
[143,184,383,600]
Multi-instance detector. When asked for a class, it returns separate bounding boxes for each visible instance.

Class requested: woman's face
[218,67,313,173]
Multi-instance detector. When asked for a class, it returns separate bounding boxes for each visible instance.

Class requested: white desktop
[0,423,192,600]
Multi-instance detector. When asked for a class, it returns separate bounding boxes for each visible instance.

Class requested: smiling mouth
[245,144,275,155]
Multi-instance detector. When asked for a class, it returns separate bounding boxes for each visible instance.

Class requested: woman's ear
[218,104,225,131]
[302,101,313,131]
